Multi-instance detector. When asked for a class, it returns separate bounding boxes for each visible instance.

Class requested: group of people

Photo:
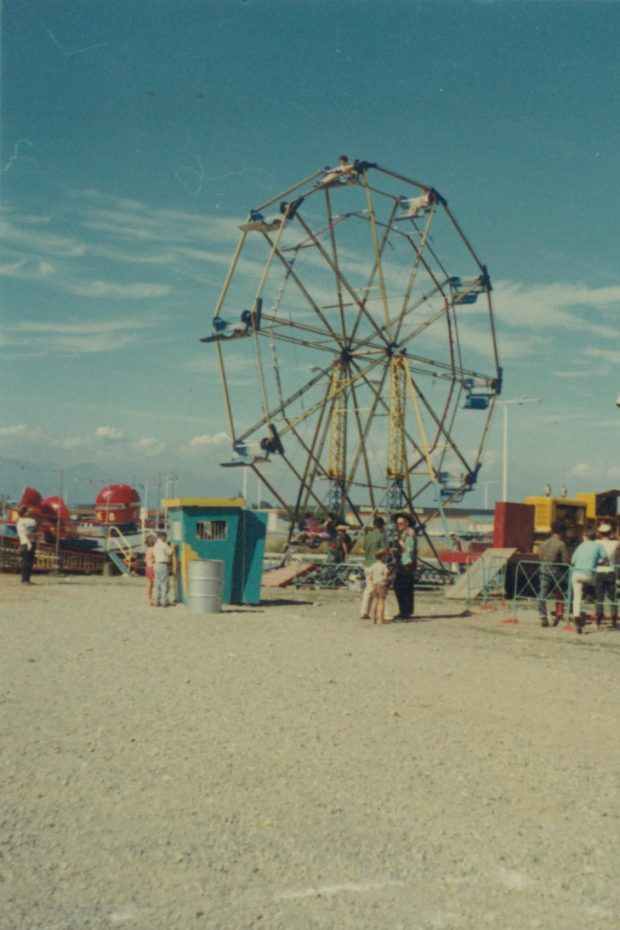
[17,495,617,632]
[15,503,176,609]
[291,513,344,550]
[144,531,174,607]
[291,509,419,623]
[359,513,418,625]
[538,521,618,632]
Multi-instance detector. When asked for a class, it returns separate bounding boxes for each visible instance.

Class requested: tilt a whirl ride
[203,157,502,546]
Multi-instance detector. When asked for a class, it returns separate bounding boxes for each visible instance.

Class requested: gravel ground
[1,574,619,930]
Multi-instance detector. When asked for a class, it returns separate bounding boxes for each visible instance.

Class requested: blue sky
[1,0,619,510]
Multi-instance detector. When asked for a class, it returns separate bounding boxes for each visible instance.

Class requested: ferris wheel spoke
[359,170,397,341]
[261,317,347,351]
[247,463,295,521]
[263,300,391,354]
[267,242,344,344]
[372,163,434,190]
[236,365,330,444]
[340,278,446,361]
[486,293,502,374]
[411,380,472,474]
[396,241,450,345]
[253,168,325,214]
[351,361,433,473]
[294,213,387,344]
[349,196,401,347]
[357,203,441,344]
[396,207,439,340]
[287,391,333,519]
[344,374,384,507]
[323,187,348,339]
[287,389,344,520]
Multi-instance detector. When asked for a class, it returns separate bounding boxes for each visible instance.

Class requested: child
[369,549,389,624]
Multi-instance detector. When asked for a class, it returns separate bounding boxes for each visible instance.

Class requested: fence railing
[512,560,619,621]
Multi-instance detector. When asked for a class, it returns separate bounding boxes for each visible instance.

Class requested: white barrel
[187,560,224,614]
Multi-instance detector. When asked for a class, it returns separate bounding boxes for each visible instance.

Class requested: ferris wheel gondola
[202,157,502,546]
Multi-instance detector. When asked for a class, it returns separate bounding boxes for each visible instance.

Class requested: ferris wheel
[202,157,502,541]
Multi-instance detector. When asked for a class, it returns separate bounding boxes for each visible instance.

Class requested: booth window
[196,520,227,541]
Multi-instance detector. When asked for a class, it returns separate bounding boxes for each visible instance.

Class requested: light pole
[496,396,541,502]
[482,480,497,510]
[165,472,177,499]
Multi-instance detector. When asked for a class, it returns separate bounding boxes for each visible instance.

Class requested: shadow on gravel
[392,610,471,623]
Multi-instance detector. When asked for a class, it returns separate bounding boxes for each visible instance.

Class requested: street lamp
[496,396,541,502]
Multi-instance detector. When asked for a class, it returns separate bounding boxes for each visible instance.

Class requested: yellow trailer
[523,496,587,551]
[575,490,620,533]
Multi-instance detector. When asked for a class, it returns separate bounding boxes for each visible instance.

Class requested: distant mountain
[1,458,243,507]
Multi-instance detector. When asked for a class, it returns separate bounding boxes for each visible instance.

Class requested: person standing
[537,520,570,627]
[369,549,389,625]
[392,513,417,621]
[449,532,464,575]
[595,523,618,628]
[16,505,38,585]
[570,531,607,632]
[153,531,174,607]
[320,514,338,542]
[325,537,345,564]
[144,536,156,607]
[360,515,386,619]
[336,525,352,562]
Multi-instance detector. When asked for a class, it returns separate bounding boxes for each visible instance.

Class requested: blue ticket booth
[163,497,267,605]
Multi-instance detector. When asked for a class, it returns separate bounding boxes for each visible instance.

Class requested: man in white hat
[595,523,618,628]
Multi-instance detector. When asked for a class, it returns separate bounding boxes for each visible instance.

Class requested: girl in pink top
[144,537,156,606]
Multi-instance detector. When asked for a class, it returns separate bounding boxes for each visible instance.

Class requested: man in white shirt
[571,531,607,631]
[16,506,38,584]
[153,531,174,607]
[595,523,618,628]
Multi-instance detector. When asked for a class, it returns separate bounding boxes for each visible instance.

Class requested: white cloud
[0,259,28,277]
[65,280,171,299]
[134,437,166,455]
[60,333,136,354]
[0,218,87,257]
[571,463,590,478]
[584,346,620,366]
[56,436,89,450]
[14,318,159,335]
[95,426,124,442]
[76,190,241,247]
[0,248,170,302]
[494,280,620,331]
[0,423,40,441]
[550,369,593,379]
[1,316,165,356]
[49,430,170,461]
[189,431,229,447]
